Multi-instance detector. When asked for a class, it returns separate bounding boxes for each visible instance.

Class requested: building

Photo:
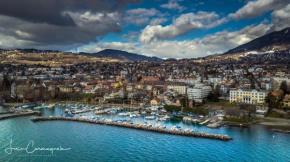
[126,83,135,92]
[230,89,267,105]
[150,97,161,106]
[187,86,212,101]
[209,77,222,83]
[144,81,187,95]
[271,77,290,91]
[283,94,290,107]
[167,82,188,95]
[59,86,74,93]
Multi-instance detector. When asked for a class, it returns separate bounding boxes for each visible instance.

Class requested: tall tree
[1,75,10,91]
[280,81,288,94]
[265,92,277,109]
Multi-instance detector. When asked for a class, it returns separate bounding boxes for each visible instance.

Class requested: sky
[0,0,289,58]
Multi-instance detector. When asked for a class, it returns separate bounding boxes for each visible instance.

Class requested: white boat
[95,110,104,115]
[104,119,112,122]
[163,115,171,120]
[44,104,54,109]
[154,124,166,129]
[171,125,182,131]
[184,127,194,132]
[80,115,88,119]
[129,113,137,118]
[118,112,130,116]
[34,105,43,109]
[141,111,147,115]
[145,116,155,120]
[146,124,152,127]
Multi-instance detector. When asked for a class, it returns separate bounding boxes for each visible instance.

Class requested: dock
[0,111,41,121]
[31,117,233,141]
[199,119,210,125]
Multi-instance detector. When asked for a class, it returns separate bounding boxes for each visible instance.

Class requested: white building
[120,70,128,76]
[209,77,222,83]
[167,83,188,95]
[270,77,290,91]
[230,89,267,105]
[187,86,212,101]
[220,84,228,94]
[265,83,271,91]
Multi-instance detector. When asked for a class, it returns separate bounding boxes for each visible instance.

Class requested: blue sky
[0,0,289,58]
[76,0,289,58]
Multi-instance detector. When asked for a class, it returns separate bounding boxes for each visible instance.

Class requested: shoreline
[255,117,290,127]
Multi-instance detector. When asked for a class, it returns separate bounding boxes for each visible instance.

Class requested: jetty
[0,111,41,121]
[0,111,15,115]
[199,119,210,125]
[31,117,233,141]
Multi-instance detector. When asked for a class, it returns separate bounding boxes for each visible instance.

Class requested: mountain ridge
[224,27,290,55]
[200,27,290,63]
[89,49,162,62]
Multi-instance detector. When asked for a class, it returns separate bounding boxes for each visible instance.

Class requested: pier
[31,117,233,141]
[0,111,41,121]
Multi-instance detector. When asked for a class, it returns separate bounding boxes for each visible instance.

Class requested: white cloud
[76,3,290,59]
[139,12,228,43]
[228,0,290,20]
[125,8,163,26]
[270,4,290,31]
[77,23,272,58]
[150,18,168,25]
[160,0,186,12]
[139,23,271,58]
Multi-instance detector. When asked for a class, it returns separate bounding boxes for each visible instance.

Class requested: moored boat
[145,116,155,120]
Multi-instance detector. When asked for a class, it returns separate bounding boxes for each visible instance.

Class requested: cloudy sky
[0,0,289,58]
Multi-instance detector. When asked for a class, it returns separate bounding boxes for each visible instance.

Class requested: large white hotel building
[230,89,267,105]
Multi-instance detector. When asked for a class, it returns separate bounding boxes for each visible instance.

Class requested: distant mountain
[224,27,290,54]
[202,27,290,63]
[85,49,162,62]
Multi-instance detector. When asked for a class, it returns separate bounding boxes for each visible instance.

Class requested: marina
[1,104,290,162]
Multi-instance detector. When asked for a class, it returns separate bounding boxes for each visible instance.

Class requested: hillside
[0,50,120,66]
[88,49,162,62]
[225,27,290,54]
[201,27,290,63]
[0,48,162,66]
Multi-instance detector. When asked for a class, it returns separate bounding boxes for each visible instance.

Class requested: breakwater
[0,112,41,121]
[31,117,233,141]
[0,111,14,115]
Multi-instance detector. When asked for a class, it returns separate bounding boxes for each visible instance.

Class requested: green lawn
[266,112,284,118]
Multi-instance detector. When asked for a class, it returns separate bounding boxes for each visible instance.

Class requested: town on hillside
[1,59,290,125]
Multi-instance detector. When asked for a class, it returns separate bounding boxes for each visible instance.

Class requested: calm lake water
[0,106,290,162]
